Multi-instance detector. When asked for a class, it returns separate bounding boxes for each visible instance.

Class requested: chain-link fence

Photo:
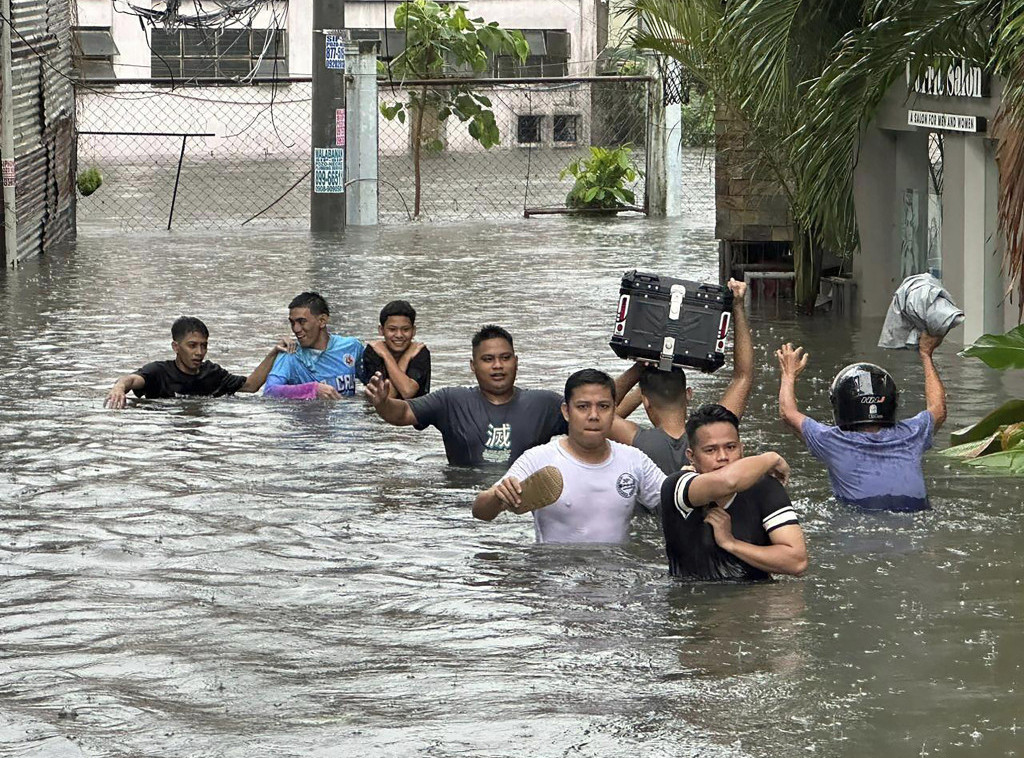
[75,76,712,229]
[376,77,649,221]
[76,80,311,229]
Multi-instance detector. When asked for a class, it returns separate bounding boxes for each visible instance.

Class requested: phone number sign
[314,147,345,193]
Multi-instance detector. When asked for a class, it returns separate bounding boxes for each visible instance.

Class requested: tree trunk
[412,86,428,218]
[793,227,823,314]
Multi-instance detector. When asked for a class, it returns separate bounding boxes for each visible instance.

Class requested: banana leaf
[959,325,1024,370]
[962,444,1024,473]
[1002,422,1024,450]
[949,399,1024,446]
[937,432,1003,459]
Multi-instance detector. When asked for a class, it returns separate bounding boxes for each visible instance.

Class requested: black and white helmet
[829,363,898,430]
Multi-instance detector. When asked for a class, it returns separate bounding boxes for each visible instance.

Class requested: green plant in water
[560,145,641,211]
[943,325,1024,473]
[77,167,102,196]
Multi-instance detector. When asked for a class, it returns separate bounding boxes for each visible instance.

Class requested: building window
[553,115,579,145]
[72,27,118,81]
[517,115,543,144]
[494,29,570,78]
[151,28,288,82]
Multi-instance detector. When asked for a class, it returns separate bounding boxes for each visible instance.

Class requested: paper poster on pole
[314,147,345,193]
[1,159,14,188]
[336,109,346,147]
[325,36,345,70]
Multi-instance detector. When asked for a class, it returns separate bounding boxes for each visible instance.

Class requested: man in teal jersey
[264,292,364,400]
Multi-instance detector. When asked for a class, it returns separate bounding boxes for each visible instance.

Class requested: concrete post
[344,39,378,226]
[1,0,18,265]
[663,59,684,217]
[310,0,346,232]
[645,54,667,217]
[942,134,992,345]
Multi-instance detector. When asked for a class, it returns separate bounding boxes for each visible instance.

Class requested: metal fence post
[311,1,347,232]
[1,0,18,264]
[167,135,188,231]
[645,54,667,217]
[345,39,379,226]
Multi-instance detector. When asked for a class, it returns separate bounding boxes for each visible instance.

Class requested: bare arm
[776,343,809,439]
[616,387,643,419]
[614,361,644,413]
[609,415,640,445]
[472,477,523,521]
[704,514,807,576]
[683,452,790,507]
[719,278,753,418]
[919,332,947,430]
[105,374,146,409]
[365,372,418,426]
[370,341,423,400]
[240,339,291,393]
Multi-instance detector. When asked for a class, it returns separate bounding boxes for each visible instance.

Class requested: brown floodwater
[0,217,1022,757]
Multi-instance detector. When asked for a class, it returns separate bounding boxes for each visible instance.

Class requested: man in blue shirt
[264,292,364,400]
[776,333,946,511]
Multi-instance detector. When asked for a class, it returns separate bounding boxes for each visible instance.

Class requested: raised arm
[616,386,643,419]
[614,361,644,413]
[105,373,146,409]
[240,339,292,393]
[918,331,947,430]
[776,343,809,439]
[719,278,753,418]
[365,372,419,426]
[683,452,790,506]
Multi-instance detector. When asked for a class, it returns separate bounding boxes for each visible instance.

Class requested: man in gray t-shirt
[609,279,753,475]
[365,324,567,466]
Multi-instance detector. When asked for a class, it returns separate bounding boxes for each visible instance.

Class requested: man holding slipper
[473,369,665,543]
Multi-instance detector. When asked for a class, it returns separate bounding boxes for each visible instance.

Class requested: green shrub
[77,167,103,196]
[560,145,641,210]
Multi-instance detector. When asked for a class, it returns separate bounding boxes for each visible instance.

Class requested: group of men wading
[106,280,947,582]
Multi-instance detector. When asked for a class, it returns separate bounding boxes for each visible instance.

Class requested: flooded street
[1,217,1023,757]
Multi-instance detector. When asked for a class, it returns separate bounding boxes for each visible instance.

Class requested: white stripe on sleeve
[674,472,700,517]
[763,505,799,532]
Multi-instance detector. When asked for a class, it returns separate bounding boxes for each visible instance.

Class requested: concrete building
[854,61,1013,343]
[73,0,608,82]
[73,0,615,161]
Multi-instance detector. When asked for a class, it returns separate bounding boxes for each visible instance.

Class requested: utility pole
[310,0,347,232]
[1,0,18,265]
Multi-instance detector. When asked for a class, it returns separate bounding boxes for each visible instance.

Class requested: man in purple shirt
[776,333,946,511]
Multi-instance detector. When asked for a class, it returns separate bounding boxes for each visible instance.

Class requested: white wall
[78,0,594,79]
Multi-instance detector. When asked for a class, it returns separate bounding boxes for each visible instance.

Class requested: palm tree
[632,0,1024,317]
[629,0,863,311]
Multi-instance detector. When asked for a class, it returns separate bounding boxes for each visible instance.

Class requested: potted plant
[559,144,642,213]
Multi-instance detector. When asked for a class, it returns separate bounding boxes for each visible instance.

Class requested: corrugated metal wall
[2,0,76,264]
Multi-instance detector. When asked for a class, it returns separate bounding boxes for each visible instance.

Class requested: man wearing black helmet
[775,333,946,511]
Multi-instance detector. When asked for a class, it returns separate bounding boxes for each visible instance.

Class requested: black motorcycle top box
[610,270,733,373]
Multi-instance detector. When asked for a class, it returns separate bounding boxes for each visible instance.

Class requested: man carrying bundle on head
[473,369,665,543]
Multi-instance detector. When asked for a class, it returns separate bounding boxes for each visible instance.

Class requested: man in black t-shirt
[660,404,807,581]
[365,324,567,466]
[356,300,431,399]
[105,316,289,408]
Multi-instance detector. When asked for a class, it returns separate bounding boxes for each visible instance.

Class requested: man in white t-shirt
[473,368,666,543]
